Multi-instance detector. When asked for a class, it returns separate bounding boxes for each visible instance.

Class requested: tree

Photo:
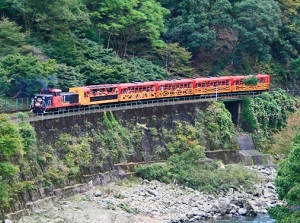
[278,0,300,16]
[156,43,193,77]
[127,58,168,81]
[2,0,90,39]
[163,0,233,53]
[233,0,281,63]
[81,59,130,85]
[56,64,84,91]
[288,56,300,87]
[0,67,10,96]
[269,133,300,222]
[0,54,56,97]
[0,17,25,58]
[90,0,169,57]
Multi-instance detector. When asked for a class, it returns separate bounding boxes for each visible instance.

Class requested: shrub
[243,76,258,86]
[136,163,171,183]
[135,148,261,194]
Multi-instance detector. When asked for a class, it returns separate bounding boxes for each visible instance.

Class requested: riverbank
[16,165,281,223]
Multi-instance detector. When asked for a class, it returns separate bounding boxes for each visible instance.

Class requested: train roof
[119,81,156,88]
[84,84,119,89]
[256,74,270,77]
[193,76,232,82]
[231,74,270,79]
[50,89,62,92]
[154,78,193,85]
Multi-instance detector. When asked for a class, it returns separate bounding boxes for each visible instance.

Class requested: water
[197,214,274,223]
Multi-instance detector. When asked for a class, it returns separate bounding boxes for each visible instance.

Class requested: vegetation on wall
[0,114,23,218]
[240,90,300,153]
[203,102,237,150]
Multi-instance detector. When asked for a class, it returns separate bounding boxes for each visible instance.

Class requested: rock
[147,189,159,196]
[93,190,102,197]
[266,182,276,189]
[263,188,273,198]
[238,208,247,215]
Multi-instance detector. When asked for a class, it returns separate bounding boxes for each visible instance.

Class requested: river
[198,214,274,223]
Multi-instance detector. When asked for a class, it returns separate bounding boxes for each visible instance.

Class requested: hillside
[1,0,300,98]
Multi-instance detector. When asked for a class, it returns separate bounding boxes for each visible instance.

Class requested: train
[30,74,270,114]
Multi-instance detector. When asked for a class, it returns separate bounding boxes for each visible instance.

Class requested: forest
[0,0,300,98]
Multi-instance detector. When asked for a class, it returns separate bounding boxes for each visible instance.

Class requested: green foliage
[102,112,134,162]
[269,133,300,222]
[241,90,298,151]
[166,121,204,154]
[0,67,10,96]
[5,0,90,40]
[0,54,56,97]
[136,163,171,183]
[117,203,139,214]
[127,58,168,81]
[269,205,300,223]
[163,0,233,53]
[82,59,130,84]
[203,102,237,150]
[275,134,300,204]
[56,133,92,177]
[233,0,281,62]
[90,0,169,55]
[243,76,258,86]
[0,114,24,209]
[0,17,25,58]
[56,64,84,91]
[240,98,258,133]
[79,42,169,84]
[156,43,194,77]
[136,148,261,194]
[288,56,300,87]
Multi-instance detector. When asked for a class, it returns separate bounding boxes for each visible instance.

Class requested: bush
[135,148,261,194]
[136,163,171,183]
[243,76,258,86]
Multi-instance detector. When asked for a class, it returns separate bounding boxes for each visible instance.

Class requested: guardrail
[0,97,31,113]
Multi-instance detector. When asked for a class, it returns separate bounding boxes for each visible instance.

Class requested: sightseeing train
[30,74,270,113]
